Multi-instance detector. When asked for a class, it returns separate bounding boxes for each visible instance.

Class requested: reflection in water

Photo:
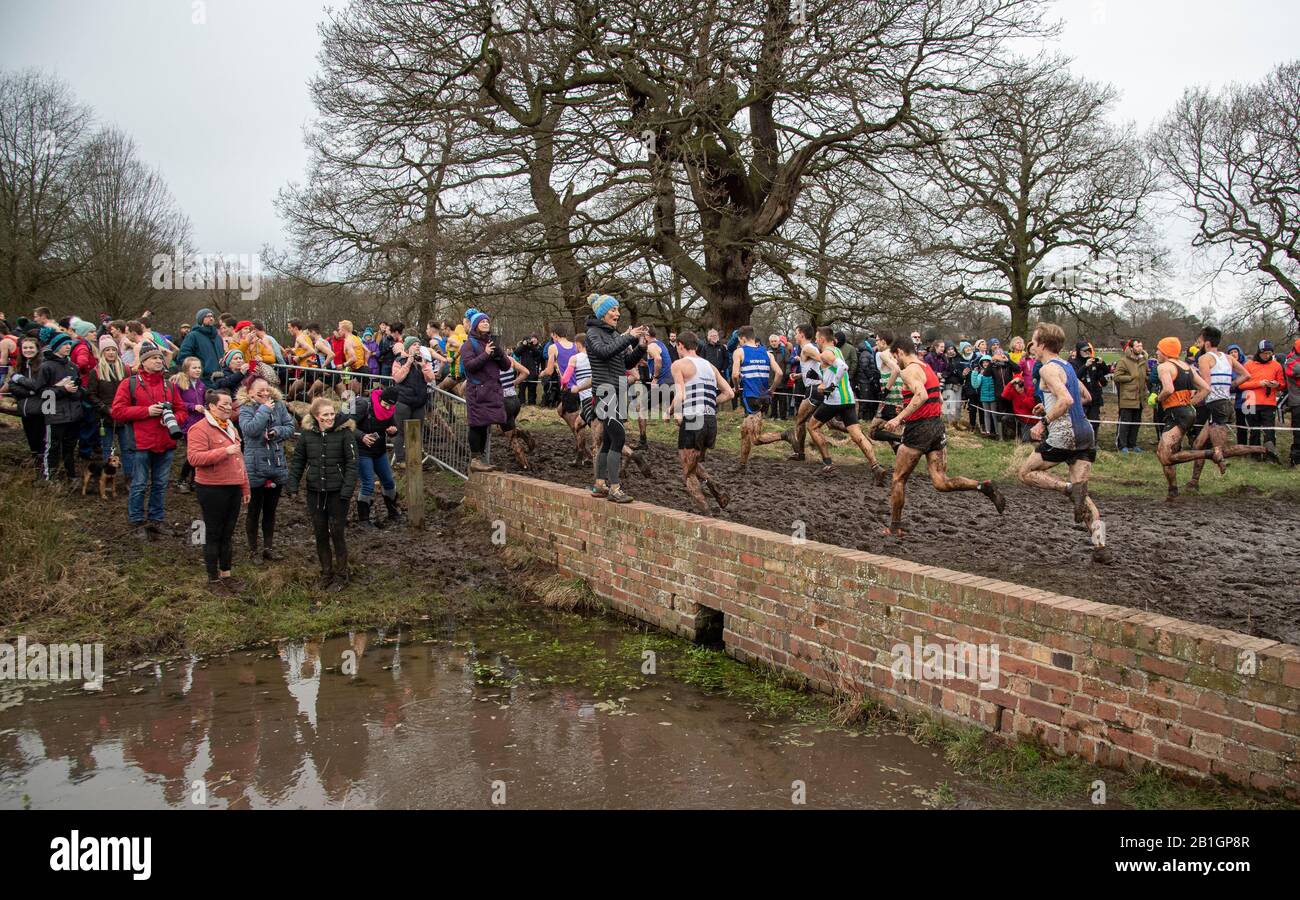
[0,612,1023,809]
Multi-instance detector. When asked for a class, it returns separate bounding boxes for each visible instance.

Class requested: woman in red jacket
[187,389,250,592]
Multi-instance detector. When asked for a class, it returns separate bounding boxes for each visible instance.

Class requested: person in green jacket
[1110,339,1148,452]
[287,397,359,592]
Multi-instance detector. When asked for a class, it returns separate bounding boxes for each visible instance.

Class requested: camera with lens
[158,401,182,439]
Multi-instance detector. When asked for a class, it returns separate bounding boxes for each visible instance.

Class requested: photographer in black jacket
[1071,340,1110,438]
[514,335,543,405]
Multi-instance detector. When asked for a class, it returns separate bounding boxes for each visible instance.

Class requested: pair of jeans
[195,483,242,579]
[99,423,136,479]
[247,484,282,549]
[77,408,99,459]
[357,453,395,499]
[128,448,174,524]
[1116,407,1142,449]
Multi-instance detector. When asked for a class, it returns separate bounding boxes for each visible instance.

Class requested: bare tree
[0,69,93,309]
[572,0,1050,332]
[889,59,1161,337]
[71,127,189,319]
[1152,60,1300,326]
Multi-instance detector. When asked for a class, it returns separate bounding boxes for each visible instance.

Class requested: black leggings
[468,424,490,454]
[195,483,242,579]
[307,490,348,576]
[21,413,44,459]
[247,484,282,548]
[597,416,626,484]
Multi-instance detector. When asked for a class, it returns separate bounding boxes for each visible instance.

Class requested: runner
[1154,336,1221,500]
[805,327,887,483]
[642,326,675,449]
[731,326,784,469]
[1015,324,1110,561]
[560,332,594,466]
[497,354,536,471]
[539,322,583,460]
[670,331,735,514]
[882,336,1005,537]
[1187,326,1266,490]
[783,324,823,461]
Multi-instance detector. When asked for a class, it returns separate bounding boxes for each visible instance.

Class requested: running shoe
[606,487,634,504]
[979,480,1007,514]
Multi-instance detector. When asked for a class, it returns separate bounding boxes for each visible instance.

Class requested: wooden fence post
[405,417,424,528]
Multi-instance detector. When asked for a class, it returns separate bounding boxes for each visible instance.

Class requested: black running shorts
[901,417,946,454]
[813,402,859,427]
[1164,405,1196,434]
[561,389,580,414]
[678,415,717,451]
[1207,399,1233,427]
[1036,441,1097,464]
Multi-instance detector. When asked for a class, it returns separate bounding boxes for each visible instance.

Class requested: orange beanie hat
[1157,337,1181,359]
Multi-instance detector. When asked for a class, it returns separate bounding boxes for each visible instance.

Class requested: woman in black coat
[461,310,509,473]
[35,333,85,483]
[287,397,359,592]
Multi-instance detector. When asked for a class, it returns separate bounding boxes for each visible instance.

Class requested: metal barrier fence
[265,363,396,403]
[420,386,482,479]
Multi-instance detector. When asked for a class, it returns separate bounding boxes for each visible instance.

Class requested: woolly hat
[222,348,245,369]
[1258,339,1274,352]
[47,332,73,353]
[235,320,253,332]
[464,307,480,323]
[588,293,618,320]
[1157,337,1181,359]
[138,346,164,365]
[379,385,400,405]
[468,310,490,333]
[98,334,118,353]
[70,318,95,338]
[403,335,420,350]
[958,341,972,354]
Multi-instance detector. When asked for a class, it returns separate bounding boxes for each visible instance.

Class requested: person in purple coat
[461,310,509,473]
[171,356,208,492]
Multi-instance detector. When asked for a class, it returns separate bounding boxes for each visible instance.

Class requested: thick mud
[513,430,1300,645]
[0,609,1037,809]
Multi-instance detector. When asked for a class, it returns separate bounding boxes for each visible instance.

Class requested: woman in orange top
[1239,339,1284,461]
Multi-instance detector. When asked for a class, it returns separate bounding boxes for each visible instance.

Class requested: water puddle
[0,608,1035,809]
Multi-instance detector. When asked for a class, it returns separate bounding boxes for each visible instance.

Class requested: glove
[1146,392,1157,407]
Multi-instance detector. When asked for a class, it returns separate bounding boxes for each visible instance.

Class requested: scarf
[204,409,240,443]
[370,388,394,421]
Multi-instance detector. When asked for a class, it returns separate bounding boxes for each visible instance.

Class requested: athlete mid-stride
[671,331,735,514]
[731,326,785,469]
[540,322,584,461]
[1154,336,1222,501]
[805,327,887,484]
[1015,324,1110,562]
[1187,326,1267,490]
[882,336,1005,537]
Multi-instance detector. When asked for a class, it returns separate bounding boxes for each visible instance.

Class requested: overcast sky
[2,0,1297,310]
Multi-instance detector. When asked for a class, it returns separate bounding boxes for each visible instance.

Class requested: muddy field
[510,429,1299,644]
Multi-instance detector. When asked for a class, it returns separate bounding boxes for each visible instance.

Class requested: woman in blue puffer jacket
[238,375,295,563]
[968,354,997,436]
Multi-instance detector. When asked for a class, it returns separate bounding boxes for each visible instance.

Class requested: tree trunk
[1009,301,1031,339]
[707,243,755,334]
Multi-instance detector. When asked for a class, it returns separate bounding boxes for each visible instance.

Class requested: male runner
[882,337,1005,537]
[539,322,583,460]
[671,331,735,513]
[1187,325,1266,489]
[560,333,594,465]
[497,355,536,470]
[642,326,676,449]
[731,325,785,468]
[783,324,823,460]
[806,327,887,483]
[1154,336,1222,500]
[1016,323,1110,561]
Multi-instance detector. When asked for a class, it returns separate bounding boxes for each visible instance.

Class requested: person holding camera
[111,347,188,540]
[390,335,435,468]
[187,389,249,592]
[1071,341,1109,438]
[287,397,359,591]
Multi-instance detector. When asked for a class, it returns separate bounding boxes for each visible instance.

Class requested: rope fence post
[405,417,424,528]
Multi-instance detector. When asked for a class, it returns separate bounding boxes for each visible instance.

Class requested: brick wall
[467,473,1300,799]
